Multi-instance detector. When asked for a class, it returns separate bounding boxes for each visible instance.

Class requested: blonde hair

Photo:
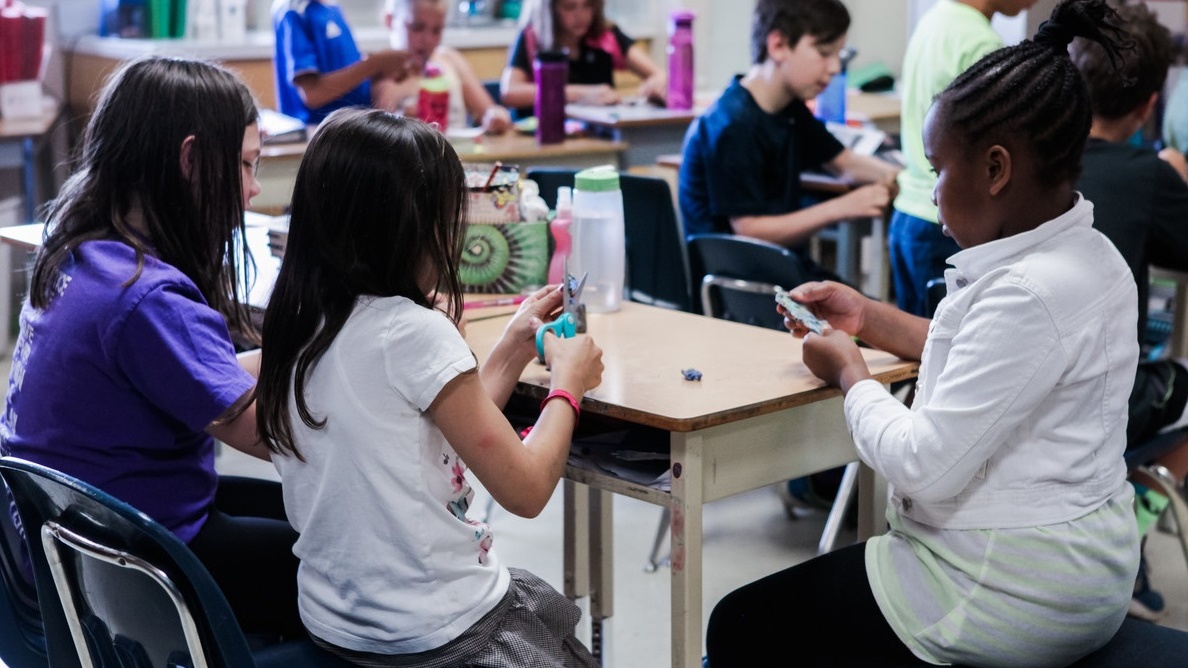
[385,0,445,25]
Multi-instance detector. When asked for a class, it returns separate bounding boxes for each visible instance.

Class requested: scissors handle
[535,312,577,363]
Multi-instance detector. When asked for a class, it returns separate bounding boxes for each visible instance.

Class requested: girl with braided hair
[707,2,1141,666]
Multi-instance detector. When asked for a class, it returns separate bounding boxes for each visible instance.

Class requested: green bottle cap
[574,165,620,192]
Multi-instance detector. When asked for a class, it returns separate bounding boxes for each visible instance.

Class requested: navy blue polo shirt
[679,77,844,237]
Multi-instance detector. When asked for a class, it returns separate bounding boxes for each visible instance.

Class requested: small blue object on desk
[682,368,702,381]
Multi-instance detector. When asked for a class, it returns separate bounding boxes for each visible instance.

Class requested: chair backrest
[0,456,259,668]
[687,233,810,330]
[925,277,947,318]
[527,168,694,312]
[0,477,47,668]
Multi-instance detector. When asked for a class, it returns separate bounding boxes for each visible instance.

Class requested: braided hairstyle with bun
[934,0,1130,187]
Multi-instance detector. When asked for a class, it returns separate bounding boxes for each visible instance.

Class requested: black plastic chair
[0,479,47,668]
[528,168,694,312]
[924,276,947,317]
[0,456,352,668]
[687,233,811,329]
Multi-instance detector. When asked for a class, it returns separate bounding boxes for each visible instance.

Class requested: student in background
[678,0,899,283]
[500,0,665,109]
[1071,1,1188,622]
[256,110,603,666]
[709,2,1140,665]
[1162,33,1188,160]
[0,56,302,640]
[890,0,1037,316]
[272,0,413,124]
[384,0,513,133]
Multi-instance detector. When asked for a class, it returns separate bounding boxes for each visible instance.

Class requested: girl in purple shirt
[0,56,301,640]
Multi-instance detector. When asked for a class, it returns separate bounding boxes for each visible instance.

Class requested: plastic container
[666,9,694,111]
[534,50,567,145]
[548,186,573,284]
[218,0,245,41]
[570,166,624,313]
[418,64,450,131]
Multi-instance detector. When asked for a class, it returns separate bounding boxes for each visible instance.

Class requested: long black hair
[935,0,1130,187]
[33,56,258,342]
[256,109,467,459]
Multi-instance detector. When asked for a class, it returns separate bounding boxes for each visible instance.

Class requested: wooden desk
[655,153,890,301]
[848,91,901,135]
[567,104,698,169]
[466,303,917,667]
[255,133,626,211]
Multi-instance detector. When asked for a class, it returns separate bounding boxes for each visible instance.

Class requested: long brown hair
[256,110,467,459]
[33,56,258,343]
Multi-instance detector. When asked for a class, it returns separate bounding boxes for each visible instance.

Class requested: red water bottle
[418,64,450,132]
[667,10,694,110]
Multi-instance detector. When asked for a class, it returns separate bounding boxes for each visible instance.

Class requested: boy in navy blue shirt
[679,0,898,279]
[273,0,413,124]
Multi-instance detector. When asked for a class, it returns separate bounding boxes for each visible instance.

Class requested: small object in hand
[681,368,702,381]
[774,289,827,335]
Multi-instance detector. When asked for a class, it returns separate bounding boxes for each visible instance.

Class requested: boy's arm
[730,184,892,247]
[825,148,901,187]
[294,50,411,111]
[440,48,512,133]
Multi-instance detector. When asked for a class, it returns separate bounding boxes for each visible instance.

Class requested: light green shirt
[894,0,1003,222]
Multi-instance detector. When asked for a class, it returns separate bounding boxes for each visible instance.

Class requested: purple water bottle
[667,9,695,110]
[534,50,568,145]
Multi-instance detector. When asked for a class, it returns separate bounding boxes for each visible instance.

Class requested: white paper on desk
[565,103,688,124]
[826,121,886,156]
[446,126,485,140]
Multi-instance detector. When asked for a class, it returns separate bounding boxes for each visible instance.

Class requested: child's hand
[543,333,604,398]
[368,49,416,81]
[638,73,667,105]
[482,106,513,134]
[837,183,891,219]
[787,281,867,336]
[574,84,621,106]
[499,284,563,357]
[801,328,871,392]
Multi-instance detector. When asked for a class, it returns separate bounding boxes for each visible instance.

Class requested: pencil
[482,161,503,191]
[463,295,527,310]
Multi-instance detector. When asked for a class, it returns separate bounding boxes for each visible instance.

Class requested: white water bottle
[570,166,625,313]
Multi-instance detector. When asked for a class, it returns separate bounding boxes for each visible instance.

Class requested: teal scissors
[535,269,587,363]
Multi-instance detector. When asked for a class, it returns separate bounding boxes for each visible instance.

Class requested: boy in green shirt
[890,0,1036,316]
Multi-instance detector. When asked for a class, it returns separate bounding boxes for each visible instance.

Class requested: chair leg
[818,462,859,555]
[1138,464,1188,578]
[645,507,671,572]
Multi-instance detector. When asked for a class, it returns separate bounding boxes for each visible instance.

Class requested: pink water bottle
[534,50,568,145]
[548,186,573,284]
[667,10,695,111]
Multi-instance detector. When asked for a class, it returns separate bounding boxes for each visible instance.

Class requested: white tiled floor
[213,445,1188,667]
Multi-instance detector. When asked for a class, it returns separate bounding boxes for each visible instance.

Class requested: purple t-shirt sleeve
[114,284,255,434]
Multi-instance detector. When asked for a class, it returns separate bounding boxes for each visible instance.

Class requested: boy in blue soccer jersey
[272,0,414,124]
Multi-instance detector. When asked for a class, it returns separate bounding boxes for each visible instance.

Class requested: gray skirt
[310,568,599,668]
